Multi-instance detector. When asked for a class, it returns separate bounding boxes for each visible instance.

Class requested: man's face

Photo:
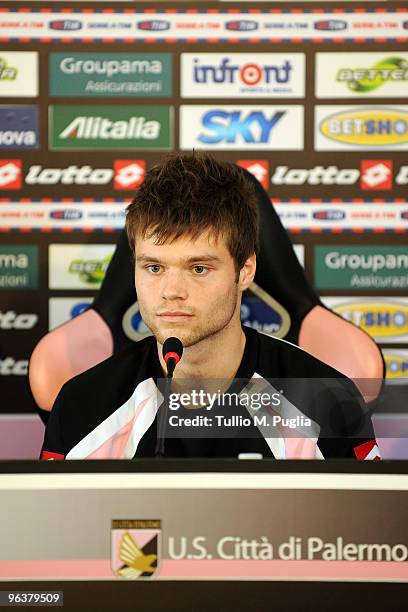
[134,230,241,348]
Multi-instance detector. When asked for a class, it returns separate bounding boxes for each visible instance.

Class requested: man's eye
[147,264,161,273]
[193,265,208,274]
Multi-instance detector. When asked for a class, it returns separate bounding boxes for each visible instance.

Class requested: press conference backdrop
[0,0,407,458]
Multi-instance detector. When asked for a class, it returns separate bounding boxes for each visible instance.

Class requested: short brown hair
[125,152,259,274]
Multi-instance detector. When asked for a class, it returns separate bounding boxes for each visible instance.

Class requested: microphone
[155,337,183,457]
[163,337,183,378]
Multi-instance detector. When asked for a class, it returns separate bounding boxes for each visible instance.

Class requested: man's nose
[161,270,188,300]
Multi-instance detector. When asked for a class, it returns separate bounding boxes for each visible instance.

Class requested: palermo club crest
[111,519,161,579]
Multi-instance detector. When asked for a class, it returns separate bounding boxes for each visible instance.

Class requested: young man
[41,153,379,460]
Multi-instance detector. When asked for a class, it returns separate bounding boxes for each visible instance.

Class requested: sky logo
[198,110,285,144]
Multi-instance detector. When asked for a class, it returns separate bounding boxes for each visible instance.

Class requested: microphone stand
[155,358,175,457]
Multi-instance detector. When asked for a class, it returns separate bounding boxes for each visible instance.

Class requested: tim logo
[49,20,82,31]
[314,20,347,31]
[49,209,83,220]
[0,160,22,190]
[360,160,392,191]
[313,210,346,221]
[111,519,161,579]
[401,211,408,220]
[137,20,170,31]
[225,20,258,31]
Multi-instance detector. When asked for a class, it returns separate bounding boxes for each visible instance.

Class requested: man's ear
[238,253,256,292]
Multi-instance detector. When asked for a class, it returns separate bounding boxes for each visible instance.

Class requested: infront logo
[360,160,393,190]
[0,159,22,189]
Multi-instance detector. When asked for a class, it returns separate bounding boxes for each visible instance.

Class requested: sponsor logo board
[274,201,408,231]
[49,105,172,151]
[0,106,39,150]
[321,297,408,343]
[382,349,408,383]
[49,244,116,289]
[49,53,172,98]
[0,203,125,229]
[315,53,408,99]
[315,106,408,151]
[315,246,408,290]
[0,159,22,189]
[49,297,93,330]
[181,53,305,98]
[180,106,303,151]
[0,52,38,97]
[1,12,408,41]
[0,245,38,289]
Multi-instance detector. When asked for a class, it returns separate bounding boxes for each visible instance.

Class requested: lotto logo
[360,160,393,190]
[0,159,22,189]
[114,160,146,190]
[237,160,269,189]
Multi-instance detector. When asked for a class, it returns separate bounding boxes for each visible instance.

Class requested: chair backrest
[29,168,384,414]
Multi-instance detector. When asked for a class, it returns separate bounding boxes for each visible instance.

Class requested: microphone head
[162,337,183,365]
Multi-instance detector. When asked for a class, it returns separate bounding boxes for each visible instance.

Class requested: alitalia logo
[59,116,159,140]
[50,105,172,150]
